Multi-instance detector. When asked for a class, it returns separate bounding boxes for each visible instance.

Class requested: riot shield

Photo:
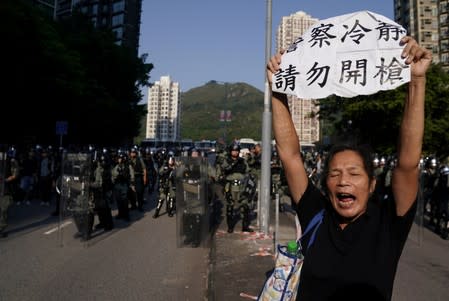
[59,152,94,246]
[176,156,210,248]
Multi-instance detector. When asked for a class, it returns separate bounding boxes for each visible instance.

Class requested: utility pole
[259,0,272,234]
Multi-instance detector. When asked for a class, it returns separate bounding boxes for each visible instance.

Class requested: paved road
[0,196,210,301]
[210,206,449,301]
[392,220,449,301]
[1,197,448,301]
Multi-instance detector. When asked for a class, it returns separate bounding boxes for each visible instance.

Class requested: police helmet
[229,143,241,152]
[431,158,437,168]
[190,148,199,156]
[440,165,449,175]
[130,147,139,155]
[7,146,16,158]
[388,159,396,168]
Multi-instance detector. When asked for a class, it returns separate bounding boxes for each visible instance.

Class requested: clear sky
[138,0,395,94]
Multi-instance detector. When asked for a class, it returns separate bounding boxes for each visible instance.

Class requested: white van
[239,138,257,157]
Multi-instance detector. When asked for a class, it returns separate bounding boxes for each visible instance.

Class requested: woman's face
[326,150,376,224]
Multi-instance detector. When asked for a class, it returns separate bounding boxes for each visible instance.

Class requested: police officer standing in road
[153,153,176,218]
[270,149,286,211]
[143,148,157,194]
[221,143,253,233]
[1,147,20,238]
[91,154,114,231]
[111,152,135,222]
[247,143,262,181]
[128,147,147,212]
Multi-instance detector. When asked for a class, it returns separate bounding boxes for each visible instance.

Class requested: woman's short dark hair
[320,143,376,195]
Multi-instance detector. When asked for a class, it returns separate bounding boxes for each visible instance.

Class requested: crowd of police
[419,156,449,239]
[3,142,446,241]
[370,154,449,240]
[0,141,275,241]
[0,144,160,239]
[0,145,63,238]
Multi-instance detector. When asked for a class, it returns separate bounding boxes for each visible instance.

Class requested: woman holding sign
[267,36,431,300]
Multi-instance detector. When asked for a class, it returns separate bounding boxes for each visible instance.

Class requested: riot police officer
[432,163,449,239]
[153,153,176,218]
[91,154,114,231]
[111,152,135,222]
[221,143,252,233]
[1,147,20,238]
[128,147,147,212]
[247,143,262,180]
[143,148,157,194]
[271,149,285,211]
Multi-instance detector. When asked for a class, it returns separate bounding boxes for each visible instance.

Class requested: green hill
[181,81,264,142]
[136,81,264,144]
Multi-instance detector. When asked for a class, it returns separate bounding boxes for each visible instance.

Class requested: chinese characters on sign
[272,11,410,99]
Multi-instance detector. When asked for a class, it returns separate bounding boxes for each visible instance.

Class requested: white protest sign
[272,11,410,99]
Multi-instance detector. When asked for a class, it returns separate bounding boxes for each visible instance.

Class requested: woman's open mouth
[336,193,355,208]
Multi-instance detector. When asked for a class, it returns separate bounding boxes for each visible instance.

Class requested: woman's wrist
[410,75,426,84]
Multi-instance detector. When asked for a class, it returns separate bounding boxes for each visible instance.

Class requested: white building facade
[146,76,181,141]
[276,11,320,145]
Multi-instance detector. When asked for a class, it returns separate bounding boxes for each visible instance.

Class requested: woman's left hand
[400,36,432,78]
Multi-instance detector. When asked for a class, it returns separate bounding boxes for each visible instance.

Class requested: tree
[318,63,449,157]
[0,0,153,148]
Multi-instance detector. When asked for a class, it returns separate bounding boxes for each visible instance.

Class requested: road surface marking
[44,221,72,235]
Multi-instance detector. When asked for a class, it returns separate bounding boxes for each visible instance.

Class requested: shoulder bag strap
[299,209,325,250]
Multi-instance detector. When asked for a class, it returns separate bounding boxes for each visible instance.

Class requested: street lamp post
[259,0,272,234]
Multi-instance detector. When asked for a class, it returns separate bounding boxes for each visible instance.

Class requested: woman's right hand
[266,49,285,87]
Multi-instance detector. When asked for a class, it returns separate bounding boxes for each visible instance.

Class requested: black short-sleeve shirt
[295,182,417,301]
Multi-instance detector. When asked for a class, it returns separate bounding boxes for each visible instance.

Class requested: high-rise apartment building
[50,0,142,56]
[146,76,181,141]
[275,11,320,145]
[440,0,449,68]
[394,0,448,69]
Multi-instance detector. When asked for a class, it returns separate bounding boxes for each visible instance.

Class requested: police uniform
[221,143,252,233]
[153,156,176,218]
[432,164,449,238]
[111,153,135,222]
[128,148,147,211]
[271,151,285,210]
[1,149,20,237]
[143,149,157,193]
[91,155,114,231]
[247,144,262,180]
